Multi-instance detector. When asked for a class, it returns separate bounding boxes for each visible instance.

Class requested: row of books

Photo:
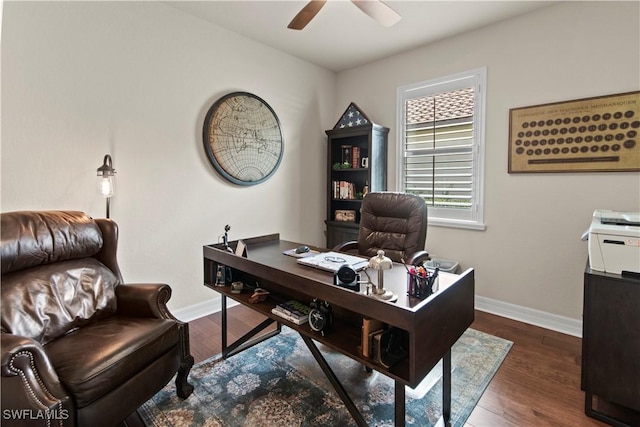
[332,180,357,200]
[271,300,311,325]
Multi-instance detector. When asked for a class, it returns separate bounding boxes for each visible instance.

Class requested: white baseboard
[171,296,238,323]
[475,295,582,338]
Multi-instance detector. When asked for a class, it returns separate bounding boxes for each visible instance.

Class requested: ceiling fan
[288,0,402,30]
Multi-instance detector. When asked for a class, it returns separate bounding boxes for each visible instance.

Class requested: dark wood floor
[188,306,606,427]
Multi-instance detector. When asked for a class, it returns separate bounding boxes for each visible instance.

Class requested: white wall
[335,1,640,321]
[1,1,334,313]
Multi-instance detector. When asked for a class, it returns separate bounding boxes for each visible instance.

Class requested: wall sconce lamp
[97,154,116,218]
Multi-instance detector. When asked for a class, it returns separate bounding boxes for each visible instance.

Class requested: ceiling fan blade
[351,0,401,27]
[288,0,328,30]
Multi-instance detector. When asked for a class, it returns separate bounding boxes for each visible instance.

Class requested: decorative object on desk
[334,264,361,292]
[214,264,229,287]
[235,239,247,257]
[203,92,284,185]
[222,224,233,253]
[230,281,244,294]
[368,250,397,302]
[407,266,440,300]
[335,209,356,222]
[140,327,512,427]
[508,91,639,173]
[96,154,116,218]
[308,299,332,336]
[248,288,270,304]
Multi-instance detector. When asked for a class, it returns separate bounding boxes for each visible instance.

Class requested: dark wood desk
[582,265,640,427]
[203,234,474,427]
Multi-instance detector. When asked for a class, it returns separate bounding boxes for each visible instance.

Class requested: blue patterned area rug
[140,327,511,427]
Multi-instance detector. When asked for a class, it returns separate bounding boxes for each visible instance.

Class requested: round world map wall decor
[203,92,284,185]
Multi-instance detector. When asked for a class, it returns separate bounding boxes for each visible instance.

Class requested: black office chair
[334,192,430,266]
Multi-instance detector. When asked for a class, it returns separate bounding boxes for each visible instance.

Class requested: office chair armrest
[406,250,430,266]
[1,333,74,419]
[333,240,359,253]
[116,283,177,320]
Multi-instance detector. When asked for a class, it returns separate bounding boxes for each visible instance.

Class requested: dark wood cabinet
[325,123,388,248]
[582,265,640,427]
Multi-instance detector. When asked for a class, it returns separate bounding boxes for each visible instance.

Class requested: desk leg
[443,349,452,427]
[221,295,228,355]
[300,334,368,427]
[220,294,281,359]
[395,380,406,427]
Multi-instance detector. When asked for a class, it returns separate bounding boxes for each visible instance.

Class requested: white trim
[475,295,582,338]
[396,67,487,230]
[171,296,239,322]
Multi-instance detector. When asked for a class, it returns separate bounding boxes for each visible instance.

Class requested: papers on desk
[296,251,369,273]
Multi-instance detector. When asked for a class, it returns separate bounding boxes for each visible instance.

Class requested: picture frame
[508,91,639,173]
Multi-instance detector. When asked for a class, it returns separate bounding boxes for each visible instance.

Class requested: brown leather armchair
[1,211,193,427]
[334,192,430,265]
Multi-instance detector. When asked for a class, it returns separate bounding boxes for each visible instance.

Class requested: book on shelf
[362,317,386,358]
[271,300,311,325]
[352,146,360,169]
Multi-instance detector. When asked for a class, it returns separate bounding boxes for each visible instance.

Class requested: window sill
[429,218,487,231]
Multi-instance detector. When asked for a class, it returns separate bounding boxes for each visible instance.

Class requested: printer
[587,210,640,274]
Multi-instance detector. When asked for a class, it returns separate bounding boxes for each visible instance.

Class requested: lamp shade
[97,154,115,198]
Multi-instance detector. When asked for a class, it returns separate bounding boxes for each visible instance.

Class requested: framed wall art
[203,92,284,185]
[508,91,639,173]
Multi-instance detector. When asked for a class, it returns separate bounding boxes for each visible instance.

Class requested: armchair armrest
[1,333,73,419]
[116,283,176,320]
[333,241,359,253]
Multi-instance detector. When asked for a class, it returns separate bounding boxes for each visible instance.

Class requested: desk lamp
[369,250,397,302]
[97,154,115,218]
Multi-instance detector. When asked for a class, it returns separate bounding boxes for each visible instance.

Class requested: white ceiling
[164,0,554,72]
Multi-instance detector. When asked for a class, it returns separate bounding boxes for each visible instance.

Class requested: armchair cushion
[44,316,180,408]
[1,258,118,345]
[1,210,103,274]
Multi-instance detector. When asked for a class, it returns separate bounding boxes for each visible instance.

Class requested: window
[397,68,486,230]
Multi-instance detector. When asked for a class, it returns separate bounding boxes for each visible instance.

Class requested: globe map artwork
[204,92,283,185]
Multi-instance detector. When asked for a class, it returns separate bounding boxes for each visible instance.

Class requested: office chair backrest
[358,192,428,263]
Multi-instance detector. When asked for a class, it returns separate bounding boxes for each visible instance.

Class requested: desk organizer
[407,267,439,300]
